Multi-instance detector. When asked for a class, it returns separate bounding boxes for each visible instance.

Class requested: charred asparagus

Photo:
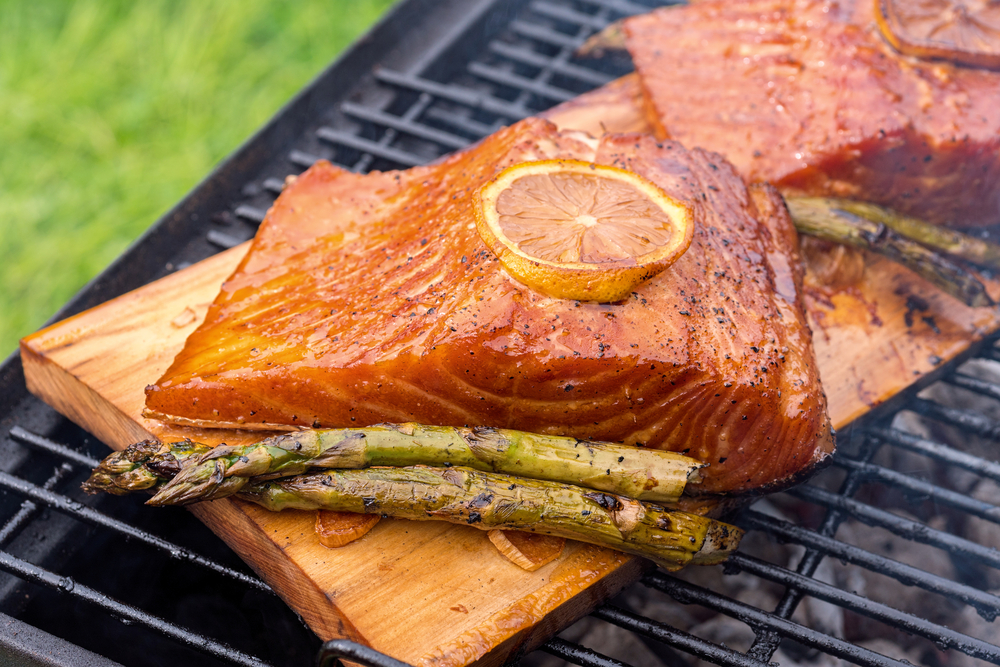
[234,466,743,571]
[82,423,705,505]
[81,438,209,495]
[786,197,994,308]
[805,197,1000,272]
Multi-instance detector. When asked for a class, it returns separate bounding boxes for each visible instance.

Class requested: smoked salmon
[144,118,834,497]
[622,0,1000,227]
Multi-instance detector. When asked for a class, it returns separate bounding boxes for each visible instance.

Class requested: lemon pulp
[474,159,694,302]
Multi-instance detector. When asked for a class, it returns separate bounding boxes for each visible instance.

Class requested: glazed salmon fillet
[145,118,834,496]
[623,0,1000,227]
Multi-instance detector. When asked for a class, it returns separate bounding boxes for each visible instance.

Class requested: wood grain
[20,75,1000,665]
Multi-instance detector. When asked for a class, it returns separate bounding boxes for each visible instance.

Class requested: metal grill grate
[1,0,998,666]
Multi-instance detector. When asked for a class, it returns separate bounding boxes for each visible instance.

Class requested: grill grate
[1,0,998,666]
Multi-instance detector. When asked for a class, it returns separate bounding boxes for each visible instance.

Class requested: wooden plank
[19,75,1000,666]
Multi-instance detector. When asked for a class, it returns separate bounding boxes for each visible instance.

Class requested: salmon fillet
[145,118,834,496]
[623,0,1000,227]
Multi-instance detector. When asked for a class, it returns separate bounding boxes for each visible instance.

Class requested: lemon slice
[876,0,1000,69]
[474,159,694,302]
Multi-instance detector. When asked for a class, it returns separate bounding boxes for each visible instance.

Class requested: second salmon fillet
[623,0,1000,228]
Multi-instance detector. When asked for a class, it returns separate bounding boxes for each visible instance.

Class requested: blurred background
[0,0,395,358]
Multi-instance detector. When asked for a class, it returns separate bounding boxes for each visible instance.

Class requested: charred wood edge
[785,198,994,308]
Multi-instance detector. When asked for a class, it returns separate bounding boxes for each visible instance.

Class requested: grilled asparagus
[235,466,743,571]
[786,197,994,308]
[804,197,1000,272]
[82,423,705,505]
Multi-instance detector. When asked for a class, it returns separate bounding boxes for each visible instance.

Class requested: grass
[0,0,396,357]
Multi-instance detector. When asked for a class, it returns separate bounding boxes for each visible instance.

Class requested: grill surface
[1,1,998,666]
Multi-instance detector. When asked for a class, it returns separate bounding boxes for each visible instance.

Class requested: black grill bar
[338,102,470,150]
[947,372,1000,402]
[0,550,272,667]
[532,0,615,29]
[740,511,1000,621]
[487,42,613,87]
[207,230,249,250]
[728,552,1000,664]
[263,178,285,194]
[789,484,1000,570]
[316,639,412,667]
[235,205,268,225]
[834,456,1000,523]
[580,0,660,14]
[509,20,589,49]
[4,2,1000,666]
[316,127,426,168]
[348,92,438,173]
[540,637,632,667]
[10,426,101,469]
[488,1,614,136]
[374,68,532,120]
[870,426,1000,482]
[467,62,577,103]
[590,605,769,667]
[290,150,325,169]
[422,106,499,138]
[0,464,73,548]
[911,397,1000,439]
[0,469,270,593]
[643,572,912,667]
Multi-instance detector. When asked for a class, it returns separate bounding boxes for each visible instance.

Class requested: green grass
[0,0,396,357]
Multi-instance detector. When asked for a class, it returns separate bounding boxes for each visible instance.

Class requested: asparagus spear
[237,466,743,571]
[807,197,1000,272]
[577,20,627,58]
[82,438,211,495]
[786,197,994,308]
[82,423,705,505]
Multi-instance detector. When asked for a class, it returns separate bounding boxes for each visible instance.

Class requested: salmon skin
[145,118,834,497]
[623,0,1000,228]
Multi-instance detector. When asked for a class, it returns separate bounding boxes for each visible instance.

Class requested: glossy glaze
[145,118,833,496]
[624,0,1000,227]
